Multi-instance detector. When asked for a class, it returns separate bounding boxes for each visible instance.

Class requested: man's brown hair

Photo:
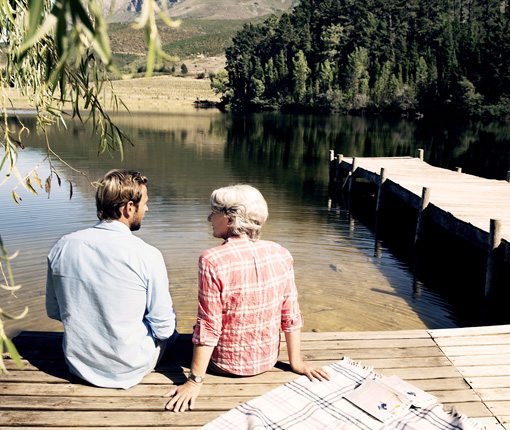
[96,170,148,221]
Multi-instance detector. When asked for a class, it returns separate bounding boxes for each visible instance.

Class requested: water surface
[2,109,509,338]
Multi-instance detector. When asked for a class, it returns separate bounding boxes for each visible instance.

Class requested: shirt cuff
[192,320,221,346]
[281,312,304,332]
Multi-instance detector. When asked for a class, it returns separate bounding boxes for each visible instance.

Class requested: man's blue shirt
[46,220,176,389]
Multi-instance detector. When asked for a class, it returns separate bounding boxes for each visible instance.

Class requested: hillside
[103,0,298,22]
[108,18,253,74]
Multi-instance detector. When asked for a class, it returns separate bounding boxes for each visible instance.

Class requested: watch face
[189,372,203,383]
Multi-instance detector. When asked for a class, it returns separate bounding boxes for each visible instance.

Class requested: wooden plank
[478,390,510,401]
[449,355,510,367]
[287,346,444,361]
[468,376,510,389]
[475,417,508,430]
[289,338,437,350]
[1,392,482,412]
[298,329,429,341]
[0,395,246,411]
[343,356,452,368]
[0,411,218,427]
[0,428,201,430]
[428,390,485,403]
[0,382,280,397]
[0,370,300,385]
[441,402,494,418]
[438,345,510,357]
[372,366,462,380]
[433,334,510,347]
[457,365,510,378]
[486,402,510,417]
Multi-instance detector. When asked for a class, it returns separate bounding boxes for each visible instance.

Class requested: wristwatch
[188,371,204,384]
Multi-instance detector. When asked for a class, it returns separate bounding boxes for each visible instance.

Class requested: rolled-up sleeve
[192,255,223,346]
[280,264,303,332]
[145,250,176,341]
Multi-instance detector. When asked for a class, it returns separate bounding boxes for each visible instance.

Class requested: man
[46,169,177,389]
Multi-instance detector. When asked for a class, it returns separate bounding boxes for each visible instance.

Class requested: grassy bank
[2,75,221,113]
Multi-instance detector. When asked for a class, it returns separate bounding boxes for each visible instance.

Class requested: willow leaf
[26,0,45,42]
[11,191,21,205]
[4,337,24,370]
[32,170,42,188]
[133,0,151,29]
[1,306,29,320]
[69,0,94,34]
[0,283,22,291]
[19,13,58,57]
[45,176,51,197]
[26,177,38,196]
[145,27,157,79]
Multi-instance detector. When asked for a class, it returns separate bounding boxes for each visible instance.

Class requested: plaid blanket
[202,357,485,430]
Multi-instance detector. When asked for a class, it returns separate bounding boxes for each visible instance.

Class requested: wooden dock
[1,325,509,429]
[330,154,510,296]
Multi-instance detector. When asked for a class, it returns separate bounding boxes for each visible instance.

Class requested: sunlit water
[3,108,508,338]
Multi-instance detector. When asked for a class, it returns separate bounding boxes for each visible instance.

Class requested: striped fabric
[202,358,486,430]
[192,235,303,376]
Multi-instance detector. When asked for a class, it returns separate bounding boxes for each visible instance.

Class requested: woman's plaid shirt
[192,235,303,376]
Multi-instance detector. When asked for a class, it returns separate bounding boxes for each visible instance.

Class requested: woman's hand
[285,330,331,382]
[291,359,331,382]
[163,380,202,412]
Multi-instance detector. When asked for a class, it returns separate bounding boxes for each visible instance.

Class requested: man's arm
[285,329,330,381]
[45,261,62,322]
[145,250,176,340]
[163,344,214,412]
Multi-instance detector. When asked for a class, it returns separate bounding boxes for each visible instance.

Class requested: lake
[2,108,510,338]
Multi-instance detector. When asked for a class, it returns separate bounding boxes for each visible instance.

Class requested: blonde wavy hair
[210,184,268,241]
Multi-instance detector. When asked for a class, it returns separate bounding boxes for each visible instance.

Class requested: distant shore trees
[214,0,510,119]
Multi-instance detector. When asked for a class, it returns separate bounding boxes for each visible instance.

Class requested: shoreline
[2,75,221,113]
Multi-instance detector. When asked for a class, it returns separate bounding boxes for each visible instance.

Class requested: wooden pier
[1,325,509,429]
[329,152,510,297]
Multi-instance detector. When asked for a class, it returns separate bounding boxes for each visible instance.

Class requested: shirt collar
[223,234,251,245]
[95,220,132,234]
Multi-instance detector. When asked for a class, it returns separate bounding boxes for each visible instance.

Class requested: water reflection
[2,109,509,338]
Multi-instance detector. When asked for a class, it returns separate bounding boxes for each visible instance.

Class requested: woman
[164,185,330,412]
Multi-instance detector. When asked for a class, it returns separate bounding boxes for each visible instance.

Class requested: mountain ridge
[103,0,298,22]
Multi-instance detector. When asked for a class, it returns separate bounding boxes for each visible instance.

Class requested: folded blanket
[202,357,485,430]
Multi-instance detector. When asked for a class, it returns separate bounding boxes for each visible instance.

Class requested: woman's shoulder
[255,239,292,256]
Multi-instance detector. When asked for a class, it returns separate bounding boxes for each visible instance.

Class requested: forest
[213,0,510,118]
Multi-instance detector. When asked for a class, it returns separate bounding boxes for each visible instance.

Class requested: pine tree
[292,50,310,103]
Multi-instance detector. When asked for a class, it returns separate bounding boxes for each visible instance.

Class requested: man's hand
[291,359,331,382]
[163,380,202,412]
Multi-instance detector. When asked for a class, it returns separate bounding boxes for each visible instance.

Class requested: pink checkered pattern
[192,235,303,376]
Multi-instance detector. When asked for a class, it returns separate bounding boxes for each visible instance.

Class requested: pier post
[348,157,359,194]
[329,150,335,181]
[374,168,387,259]
[418,149,424,161]
[484,218,502,298]
[335,154,343,182]
[376,168,387,214]
[414,187,430,246]
[456,167,462,173]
